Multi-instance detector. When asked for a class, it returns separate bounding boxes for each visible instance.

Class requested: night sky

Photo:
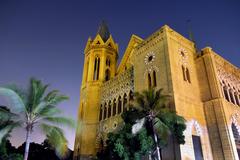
[0,0,239,150]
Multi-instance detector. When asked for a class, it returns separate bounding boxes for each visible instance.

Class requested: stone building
[73,22,240,160]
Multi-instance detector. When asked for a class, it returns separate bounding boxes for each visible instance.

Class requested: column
[227,87,231,102]
[220,83,225,99]
[230,89,237,105]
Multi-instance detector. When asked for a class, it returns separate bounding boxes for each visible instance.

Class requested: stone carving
[100,67,134,102]
[185,119,202,136]
[216,64,240,91]
[231,113,240,135]
[144,65,159,78]
[178,47,189,67]
[144,51,156,65]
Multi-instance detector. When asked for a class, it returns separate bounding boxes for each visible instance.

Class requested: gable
[117,35,143,74]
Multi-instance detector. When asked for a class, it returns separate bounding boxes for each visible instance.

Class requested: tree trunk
[23,129,31,160]
[151,119,161,160]
[153,131,161,160]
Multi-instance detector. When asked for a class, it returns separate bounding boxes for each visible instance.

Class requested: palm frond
[4,84,28,105]
[41,123,68,158]
[0,87,25,113]
[0,107,19,121]
[43,116,75,128]
[27,78,49,112]
[0,121,21,144]
[44,90,69,105]
[153,117,170,146]
[134,92,147,111]
[37,106,62,118]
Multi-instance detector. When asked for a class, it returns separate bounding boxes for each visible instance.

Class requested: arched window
[191,121,203,160]
[117,96,122,114]
[129,90,134,101]
[186,68,191,83]
[232,123,240,158]
[223,86,230,102]
[123,93,127,112]
[230,89,235,104]
[93,57,100,80]
[105,69,111,81]
[106,58,111,67]
[148,73,152,89]
[153,70,157,87]
[182,65,187,81]
[99,105,103,121]
[234,92,240,106]
[103,103,107,120]
[113,99,116,116]
[108,101,112,118]
[192,135,203,160]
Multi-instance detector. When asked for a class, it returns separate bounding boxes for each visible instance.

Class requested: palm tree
[0,78,75,160]
[131,88,186,160]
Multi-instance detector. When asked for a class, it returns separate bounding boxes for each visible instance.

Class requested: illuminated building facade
[74,22,240,160]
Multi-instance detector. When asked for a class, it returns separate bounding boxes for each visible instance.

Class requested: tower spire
[97,20,110,42]
[187,19,198,50]
[186,19,194,42]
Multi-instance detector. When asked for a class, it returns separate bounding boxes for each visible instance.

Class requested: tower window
[93,57,100,80]
[182,65,191,83]
[106,58,111,67]
[99,105,103,121]
[181,51,185,57]
[105,69,110,81]
[153,71,157,87]
[148,73,152,89]
[148,55,153,62]
[186,68,191,83]
[182,65,187,81]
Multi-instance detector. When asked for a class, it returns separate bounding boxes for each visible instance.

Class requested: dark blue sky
[0,0,239,150]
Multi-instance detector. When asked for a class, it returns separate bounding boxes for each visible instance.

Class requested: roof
[97,21,110,42]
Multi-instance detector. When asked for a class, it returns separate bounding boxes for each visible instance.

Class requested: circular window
[144,52,156,65]
[181,51,185,57]
[148,55,153,62]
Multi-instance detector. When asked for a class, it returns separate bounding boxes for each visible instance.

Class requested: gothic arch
[184,120,204,160]
[186,119,202,136]
[230,113,240,158]
[105,69,111,81]
[93,56,100,80]
[231,113,240,135]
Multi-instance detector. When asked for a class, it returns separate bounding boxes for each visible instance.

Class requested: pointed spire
[186,19,194,42]
[97,20,110,42]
